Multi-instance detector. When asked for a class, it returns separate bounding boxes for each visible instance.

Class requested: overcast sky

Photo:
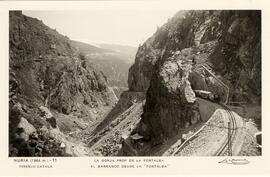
[23,5,180,47]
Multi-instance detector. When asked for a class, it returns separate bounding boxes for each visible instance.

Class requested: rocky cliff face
[128,10,261,144]
[9,11,117,156]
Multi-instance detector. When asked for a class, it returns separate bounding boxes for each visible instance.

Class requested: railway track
[171,103,237,156]
[171,63,237,156]
[216,104,237,156]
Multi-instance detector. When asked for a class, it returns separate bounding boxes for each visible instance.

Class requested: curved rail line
[172,103,237,156]
[216,104,237,156]
[171,63,234,156]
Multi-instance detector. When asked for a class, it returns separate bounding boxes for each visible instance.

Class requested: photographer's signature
[218,158,250,165]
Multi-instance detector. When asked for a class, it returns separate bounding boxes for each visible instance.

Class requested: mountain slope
[9,11,118,156]
[121,10,261,155]
[71,40,112,54]
[71,40,137,91]
[98,43,137,63]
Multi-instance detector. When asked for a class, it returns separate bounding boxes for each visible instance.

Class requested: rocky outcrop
[128,10,261,103]
[126,10,261,148]
[9,11,117,156]
[137,49,200,143]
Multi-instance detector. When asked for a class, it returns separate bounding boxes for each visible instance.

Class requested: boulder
[60,142,66,148]
[39,125,49,134]
[17,117,36,141]
[39,106,53,119]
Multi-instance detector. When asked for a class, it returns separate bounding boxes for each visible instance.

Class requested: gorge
[9,10,261,157]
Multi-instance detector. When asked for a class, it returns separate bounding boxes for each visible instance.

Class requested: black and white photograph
[2,0,270,176]
[8,8,262,157]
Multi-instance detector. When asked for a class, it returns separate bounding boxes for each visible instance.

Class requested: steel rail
[216,104,237,156]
